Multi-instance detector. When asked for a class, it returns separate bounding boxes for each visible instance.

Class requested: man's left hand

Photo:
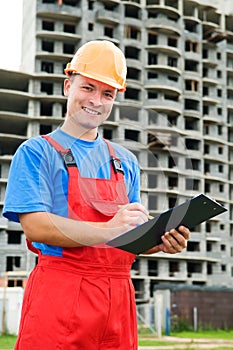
[144,226,190,255]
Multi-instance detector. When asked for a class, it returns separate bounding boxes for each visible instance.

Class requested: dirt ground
[139,336,233,349]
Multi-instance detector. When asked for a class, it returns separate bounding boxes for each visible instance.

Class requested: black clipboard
[107,194,227,255]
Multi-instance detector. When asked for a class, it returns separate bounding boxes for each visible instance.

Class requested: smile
[82,107,101,115]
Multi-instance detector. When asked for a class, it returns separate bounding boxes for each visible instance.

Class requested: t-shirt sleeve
[3,139,54,223]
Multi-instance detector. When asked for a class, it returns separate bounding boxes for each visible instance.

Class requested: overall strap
[42,135,124,178]
[102,138,124,179]
[42,135,77,168]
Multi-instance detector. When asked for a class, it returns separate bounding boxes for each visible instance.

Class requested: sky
[0,0,233,71]
[0,0,23,70]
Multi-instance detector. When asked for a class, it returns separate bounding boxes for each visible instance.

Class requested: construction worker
[3,40,189,350]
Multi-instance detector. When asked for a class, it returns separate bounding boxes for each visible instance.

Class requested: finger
[119,203,149,216]
[177,225,190,240]
[126,212,148,226]
[169,229,188,248]
[161,231,184,253]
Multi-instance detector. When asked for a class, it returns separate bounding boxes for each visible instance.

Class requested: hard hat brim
[65,69,126,92]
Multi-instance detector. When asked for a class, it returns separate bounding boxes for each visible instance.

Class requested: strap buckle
[60,150,77,167]
[111,157,124,174]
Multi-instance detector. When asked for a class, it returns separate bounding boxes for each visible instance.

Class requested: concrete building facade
[1,0,233,303]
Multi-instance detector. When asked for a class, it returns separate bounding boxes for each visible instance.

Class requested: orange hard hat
[64,40,127,92]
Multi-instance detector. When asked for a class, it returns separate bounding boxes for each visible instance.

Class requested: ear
[63,79,71,97]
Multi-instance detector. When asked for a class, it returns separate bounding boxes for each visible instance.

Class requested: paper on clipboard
[106,194,227,255]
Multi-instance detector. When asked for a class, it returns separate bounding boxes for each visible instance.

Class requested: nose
[89,91,103,106]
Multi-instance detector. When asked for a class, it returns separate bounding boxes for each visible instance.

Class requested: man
[3,40,189,350]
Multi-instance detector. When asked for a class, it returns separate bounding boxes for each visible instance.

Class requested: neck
[61,120,98,141]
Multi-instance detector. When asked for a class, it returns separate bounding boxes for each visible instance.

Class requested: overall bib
[15,136,138,350]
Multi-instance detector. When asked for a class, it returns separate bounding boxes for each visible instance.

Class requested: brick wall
[171,288,233,329]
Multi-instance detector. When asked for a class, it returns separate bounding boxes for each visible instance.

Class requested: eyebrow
[84,82,115,93]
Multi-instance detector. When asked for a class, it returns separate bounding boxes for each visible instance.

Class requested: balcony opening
[185,138,200,150]
[168,37,178,48]
[148,152,158,167]
[184,99,199,111]
[8,279,23,288]
[41,61,54,73]
[185,59,198,72]
[148,32,158,45]
[185,158,200,171]
[148,91,158,99]
[125,129,140,142]
[184,21,198,33]
[64,23,76,33]
[105,1,119,10]
[131,259,139,275]
[148,173,157,188]
[169,261,179,277]
[40,102,53,116]
[88,0,94,10]
[168,196,177,208]
[104,26,114,38]
[168,155,178,168]
[7,231,22,244]
[41,82,53,95]
[187,241,200,252]
[148,52,157,65]
[42,20,54,31]
[88,22,94,31]
[127,67,140,81]
[205,182,210,193]
[63,43,75,54]
[186,178,199,190]
[185,117,199,130]
[207,263,213,275]
[148,194,158,211]
[132,279,145,300]
[148,260,158,276]
[6,256,21,272]
[63,0,80,6]
[42,40,54,52]
[168,75,178,82]
[168,176,178,189]
[40,124,52,135]
[165,0,178,10]
[148,71,158,79]
[165,93,178,102]
[125,26,141,40]
[125,5,140,19]
[187,261,202,276]
[168,115,178,126]
[185,40,198,53]
[203,124,210,137]
[185,79,199,92]
[148,10,158,19]
[125,46,140,60]
[125,87,140,101]
[167,56,178,68]
[103,128,113,140]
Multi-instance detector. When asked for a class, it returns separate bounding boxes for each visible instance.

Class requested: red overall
[15,136,138,350]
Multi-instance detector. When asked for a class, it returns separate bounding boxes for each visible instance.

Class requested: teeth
[82,107,100,115]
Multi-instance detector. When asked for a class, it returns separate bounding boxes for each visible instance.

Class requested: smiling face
[62,74,117,140]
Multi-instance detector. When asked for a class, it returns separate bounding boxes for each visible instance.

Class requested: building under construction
[0,0,233,320]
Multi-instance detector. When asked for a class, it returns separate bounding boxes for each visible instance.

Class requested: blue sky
[0,0,23,70]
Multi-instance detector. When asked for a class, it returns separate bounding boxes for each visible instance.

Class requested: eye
[104,91,115,99]
[81,85,93,91]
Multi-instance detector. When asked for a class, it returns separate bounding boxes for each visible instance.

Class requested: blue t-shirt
[3,129,141,256]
